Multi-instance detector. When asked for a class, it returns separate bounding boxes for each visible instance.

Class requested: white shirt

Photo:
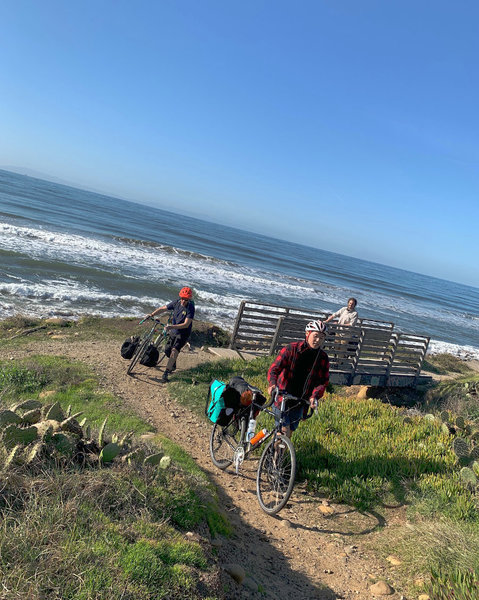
[331,306,359,326]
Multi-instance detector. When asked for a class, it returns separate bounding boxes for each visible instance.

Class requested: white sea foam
[0,222,314,300]
[428,340,479,361]
[1,221,478,353]
[0,280,158,306]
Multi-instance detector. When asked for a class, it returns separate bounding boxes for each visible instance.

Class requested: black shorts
[165,333,188,356]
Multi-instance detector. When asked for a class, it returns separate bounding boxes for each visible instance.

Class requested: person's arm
[147,305,168,318]
[166,317,192,331]
[310,355,330,402]
[267,346,290,395]
[324,309,341,324]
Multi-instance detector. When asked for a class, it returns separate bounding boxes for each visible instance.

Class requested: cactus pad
[11,400,42,413]
[0,410,23,427]
[3,445,23,471]
[440,410,450,423]
[25,441,45,465]
[22,409,42,424]
[455,416,465,430]
[144,452,164,466]
[460,466,478,487]
[60,417,83,437]
[45,402,65,422]
[452,437,470,459]
[2,424,38,447]
[51,432,76,455]
[441,423,451,436]
[100,442,121,463]
[98,418,108,447]
[122,449,145,464]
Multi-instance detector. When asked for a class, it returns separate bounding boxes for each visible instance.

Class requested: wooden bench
[230,300,430,387]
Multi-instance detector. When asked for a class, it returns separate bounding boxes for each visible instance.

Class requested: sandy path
[7,338,406,600]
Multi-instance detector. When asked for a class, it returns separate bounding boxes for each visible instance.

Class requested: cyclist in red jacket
[267,320,329,437]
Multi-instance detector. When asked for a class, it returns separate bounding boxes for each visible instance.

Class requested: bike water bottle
[250,428,267,446]
[246,419,257,442]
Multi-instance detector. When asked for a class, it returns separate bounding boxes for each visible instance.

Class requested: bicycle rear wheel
[210,417,246,470]
[127,337,150,376]
[256,434,296,515]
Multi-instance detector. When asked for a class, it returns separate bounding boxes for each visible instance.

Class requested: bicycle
[209,386,315,515]
[127,315,169,376]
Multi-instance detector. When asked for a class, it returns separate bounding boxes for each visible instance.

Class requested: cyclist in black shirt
[147,286,195,382]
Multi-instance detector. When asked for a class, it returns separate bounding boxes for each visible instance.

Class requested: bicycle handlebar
[139,316,166,326]
[267,387,317,418]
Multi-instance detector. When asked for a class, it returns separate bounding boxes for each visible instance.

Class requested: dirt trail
[7,338,407,600]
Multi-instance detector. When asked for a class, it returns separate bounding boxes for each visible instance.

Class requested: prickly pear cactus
[0,410,22,426]
[452,437,470,459]
[460,466,478,487]
[144,452,164,466]
[100,443,121,463]
[0,403,170,474]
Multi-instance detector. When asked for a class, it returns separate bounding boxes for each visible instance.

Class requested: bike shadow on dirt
[227,463,387,538]
[208,464,343,600]
[126,365,169,385]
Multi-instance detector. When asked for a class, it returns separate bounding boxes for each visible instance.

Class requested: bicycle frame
[126,315,168,376]
[231,389,312,473]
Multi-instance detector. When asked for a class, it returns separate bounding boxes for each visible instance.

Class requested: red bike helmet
[179,286,193,299]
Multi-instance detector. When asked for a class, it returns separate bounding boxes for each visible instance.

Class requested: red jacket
[267,340,329,408]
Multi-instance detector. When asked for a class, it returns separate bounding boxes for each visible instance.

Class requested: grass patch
[0,315,230,349]
[0,467,220,599]
[424,353,474,375]
[167,356,478,516]
[379,517,479,599]
[0,355,228,599]
[0,356,152,435]
[168,354,479,597]
[424,375,479,421]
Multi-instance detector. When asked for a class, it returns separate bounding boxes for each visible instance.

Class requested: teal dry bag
[205,379,235,426]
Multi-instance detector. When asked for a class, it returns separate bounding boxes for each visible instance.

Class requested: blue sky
[1,1,478,288]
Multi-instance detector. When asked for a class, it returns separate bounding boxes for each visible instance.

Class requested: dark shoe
[161,370,170,383]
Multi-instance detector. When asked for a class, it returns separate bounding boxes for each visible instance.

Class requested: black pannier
[121,336,139,359]
[225,376,267,417]
[140,344,160,367]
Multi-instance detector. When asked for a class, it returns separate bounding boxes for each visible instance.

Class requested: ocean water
[1,169,478,358]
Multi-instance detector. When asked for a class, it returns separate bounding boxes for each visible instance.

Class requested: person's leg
[165,348,179,372]
[162,336,186,382]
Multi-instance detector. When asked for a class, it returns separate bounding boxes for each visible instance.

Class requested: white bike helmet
[305,320,327,334]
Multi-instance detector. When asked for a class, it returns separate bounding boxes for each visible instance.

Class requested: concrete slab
[204,347,263,362]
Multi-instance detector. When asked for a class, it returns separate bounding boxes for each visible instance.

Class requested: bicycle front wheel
[256,434,296,515]
[127,337,150,376]
[210,417,246,470]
